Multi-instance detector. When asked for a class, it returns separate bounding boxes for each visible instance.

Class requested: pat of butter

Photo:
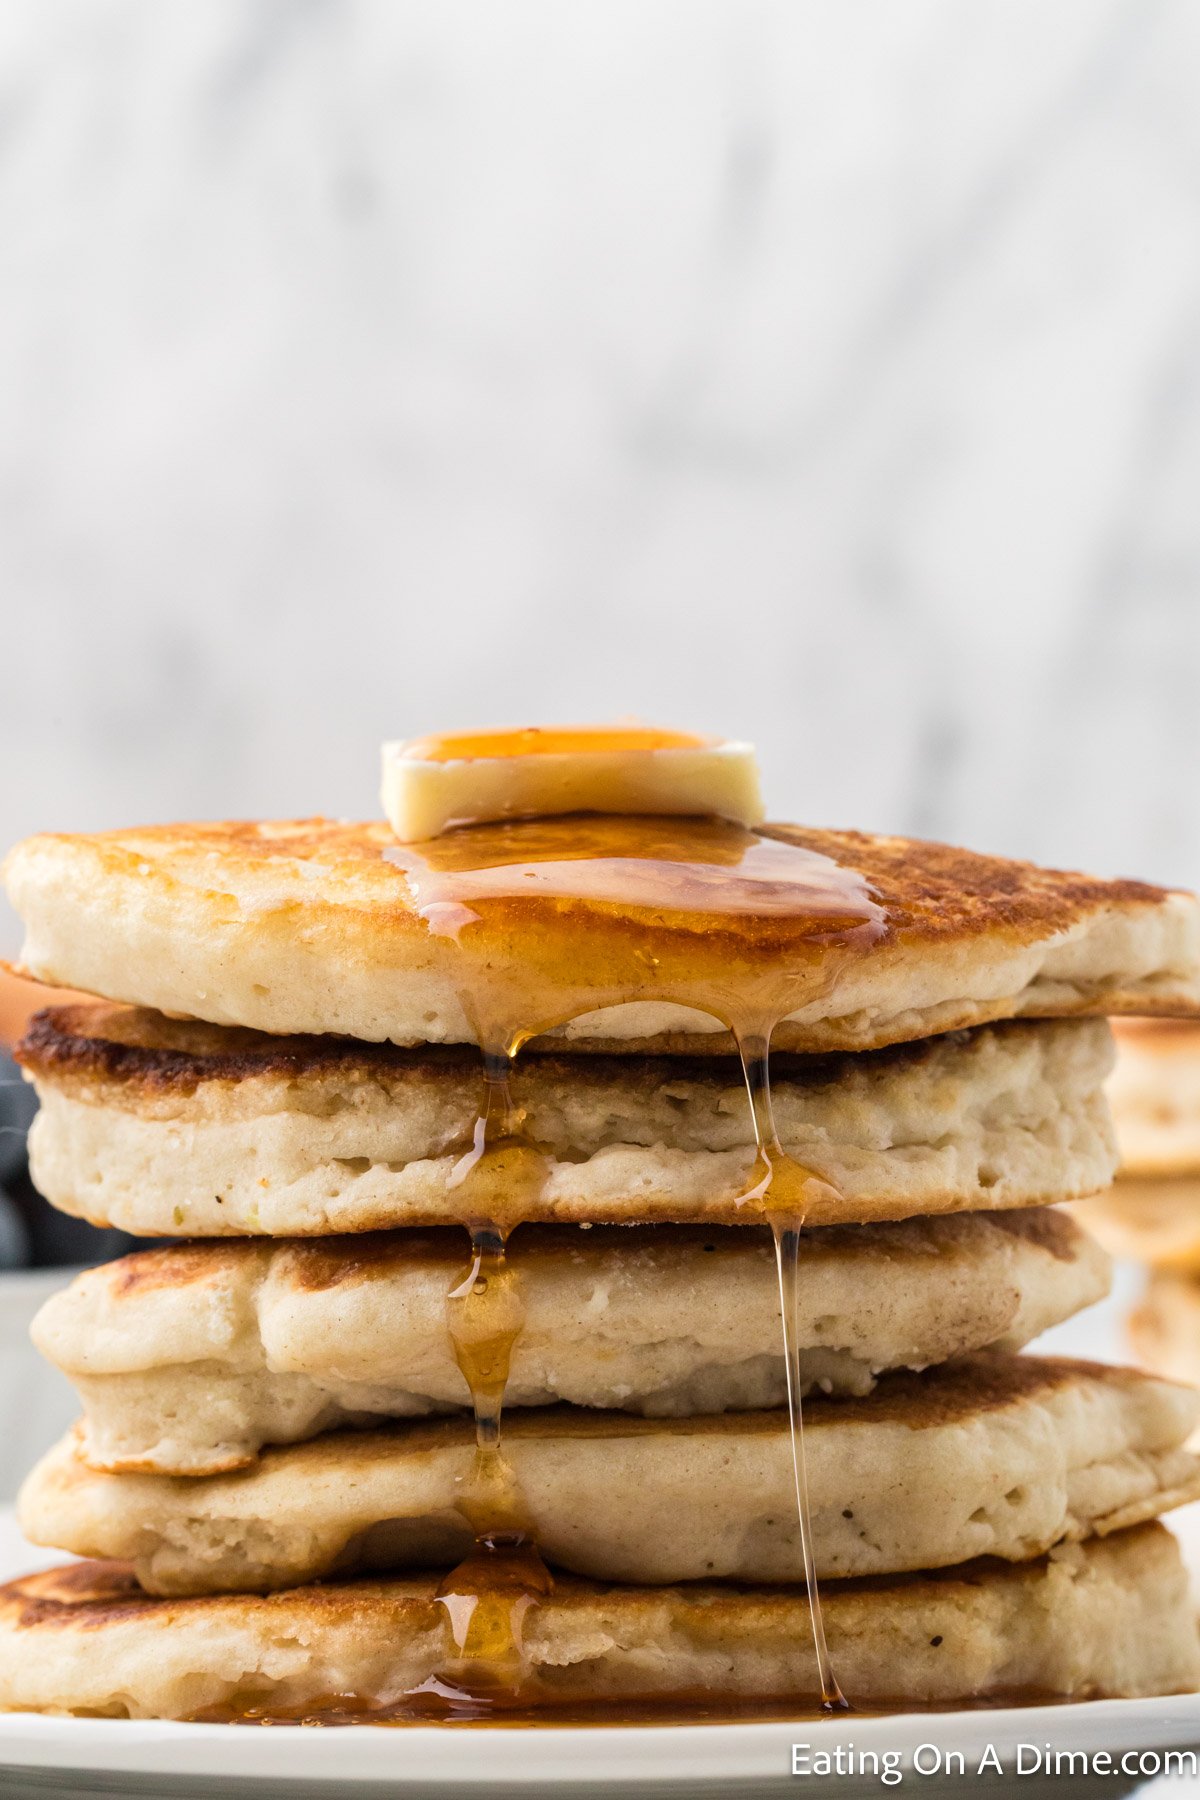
[381,726,764,841]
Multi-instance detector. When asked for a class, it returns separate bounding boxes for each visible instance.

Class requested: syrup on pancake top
[378,725,882,1712]
[8,810,1198,1055]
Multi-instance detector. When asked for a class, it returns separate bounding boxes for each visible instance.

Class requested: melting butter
[381,725,764,840]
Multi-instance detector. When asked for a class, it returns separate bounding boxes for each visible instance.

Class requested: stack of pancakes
[1082,1019,1200,1386]
[2,815,1200,1720]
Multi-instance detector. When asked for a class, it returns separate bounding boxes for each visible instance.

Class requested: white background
[3,0,1200,953]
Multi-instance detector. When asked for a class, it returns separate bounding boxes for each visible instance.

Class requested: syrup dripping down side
[733,1024,848,1713]
[433,1041,554,1707]
[383,816,889,1716]
[435,1012,852,1714]
[440,1016,852,1715]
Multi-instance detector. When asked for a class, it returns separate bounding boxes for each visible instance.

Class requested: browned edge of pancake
[44,1356,1155,1476]
[0,1525,1170,1630]
[75,1206,1087,1307]
[17,1003,1086,1095]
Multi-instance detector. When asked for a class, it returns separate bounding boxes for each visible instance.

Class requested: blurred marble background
[3,0,1200,957]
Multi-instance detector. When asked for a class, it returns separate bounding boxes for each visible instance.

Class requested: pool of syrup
[193,1688,1075,1729]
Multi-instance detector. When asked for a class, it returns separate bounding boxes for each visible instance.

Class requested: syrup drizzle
[734,1023,847,1711]
[385,816,887,1715]
[435,1041,556,1705]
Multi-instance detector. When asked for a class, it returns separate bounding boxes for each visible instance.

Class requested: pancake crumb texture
[18,1358,1200,1596]
[31,1212,1111,1475]
[19,1010,1118,1233]
[0,1527,1192,1718]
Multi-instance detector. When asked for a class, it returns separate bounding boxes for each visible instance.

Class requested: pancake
[33,1210,1110,1476]
[1110,1017,1200,1176]
[21,1356,1200,1596]
[0,1525,1194,1717]
[16,1007,1118,1233]
[1130,1271,1200,1388]
[0,1527,1194,1719]
[1073,1179,1200,1272]
[5,817,1200,1054]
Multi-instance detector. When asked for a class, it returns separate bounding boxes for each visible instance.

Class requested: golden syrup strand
[439,1218,545,1694]
[437,1040,552,1702]
[446,1045,531,1461]
[446,1048,517,1204]
[446,1220,516,1456]
[773,1220,847,1713]
[734,1026,847,1714]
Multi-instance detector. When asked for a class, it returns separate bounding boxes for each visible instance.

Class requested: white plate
[1,1698,1199,1799]
[0,1509,1196,1799]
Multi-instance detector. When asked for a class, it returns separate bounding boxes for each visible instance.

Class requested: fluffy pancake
[33,1210,1110,1476]
[1,1526,1194,1717]
[1130,1271,1200,1388]
[1073,1180,1200,1272]
[1110,1017,1200,1176]
[21,1357,1200,1596]
[17,1008,1117,1234]
[6,817,1200,1053]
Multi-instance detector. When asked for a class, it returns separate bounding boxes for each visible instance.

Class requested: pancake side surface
[6,818,1199,1049]
[31,1209,1111,1475]
[17,1008,1118,1232]
[20,1356,1200,1594]
[0,1527,1193,1717]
